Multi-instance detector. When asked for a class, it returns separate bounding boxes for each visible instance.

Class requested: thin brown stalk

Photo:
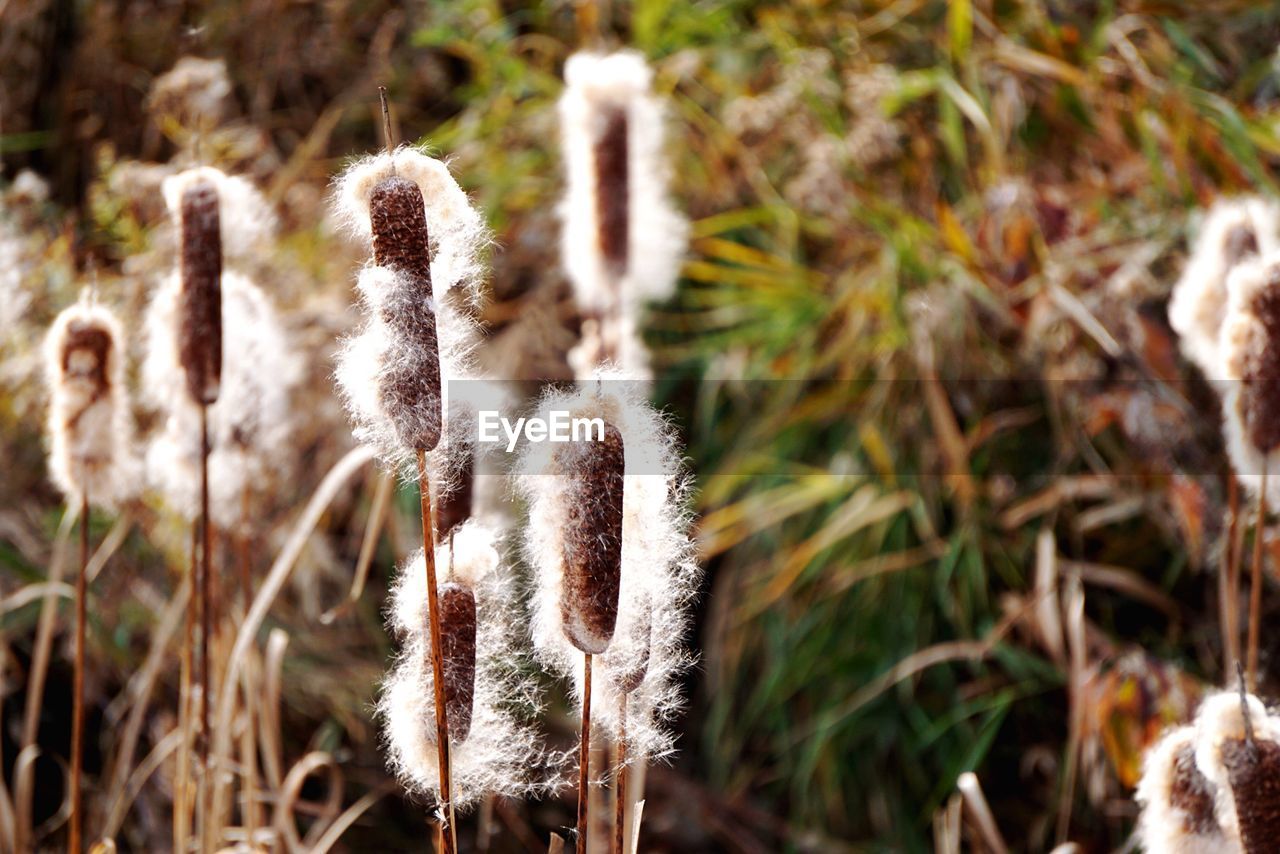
[175,525,197,851]
[1225,473,1243,674]
[70,493,88,854]
[416,449,455,854]
[613,694,628,854]
[1248,464,1268,692]
[199,402,213,851]
[578,653,594,854]
[17,505,77,851]
[237,486,259,846]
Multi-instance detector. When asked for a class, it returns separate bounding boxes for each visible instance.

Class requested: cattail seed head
[559,51,688,316]
[143,271,300,526]
[437,581,477,743]
[177,178,222,405]
[1221,254,1280,496]
[604,594,651,695]
[595,106,629,277]
[555,420,625,654]
[332,148,490,471]
[517,375,700,762]
[381,522,544,809]
[436,448,474,539]
[1169,197,1279,377]
[1220,738,1280,850]
[1193,690,1278,844]
[45,299,137,507]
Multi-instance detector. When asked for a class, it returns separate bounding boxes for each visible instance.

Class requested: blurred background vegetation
[5,0,1280,851]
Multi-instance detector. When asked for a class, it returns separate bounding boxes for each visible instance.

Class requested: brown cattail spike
[436,451,474,540]
[369,176,442,451]
[179,180,223,405]
[436,581,477,743]
[61,322,112,396]
[1221,737,1280,851]
[1240,269,1280,455]
[595,106,629,277]
[558,422,624,655]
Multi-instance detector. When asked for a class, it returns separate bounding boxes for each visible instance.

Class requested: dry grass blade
[260,629,289,792]
[957,772,1008,854]
[1248,465,1268,692]
[106,729,183,836]
[102,575,190,837]
[273,751,344,853]
[307,780,396,853]
[210,445,373,838]
[16,504,77,850]
[320,468,393,624]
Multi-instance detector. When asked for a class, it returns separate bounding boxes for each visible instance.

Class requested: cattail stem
[238,486,259,846]
[1248,463,1268,692]
[416,449,455,854]
[1225,473,1243,675]
[578,652,594,854]
[199,402,213,850]
[70,492,89,854]
[613,694,628,854]
[176,524,197,851]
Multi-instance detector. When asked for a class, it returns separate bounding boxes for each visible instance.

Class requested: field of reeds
[9,2,1280,852]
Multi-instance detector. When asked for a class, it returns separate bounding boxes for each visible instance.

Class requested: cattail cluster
[559,51,688,380]
[1137,690,1280,852]
[1169,198,1278,377]
[380,522,543,809]
[516,377,699,761]
[332,148,488,474]
[143,168,299,527]
[44,298,137,507]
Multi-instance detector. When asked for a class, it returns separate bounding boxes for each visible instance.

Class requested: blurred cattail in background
[1169,198,1279,378]
[381,522,543,810]
[558,51,688,379]
[517,377,698,851]
[1218,253,1280,688]
[43,294,137,853]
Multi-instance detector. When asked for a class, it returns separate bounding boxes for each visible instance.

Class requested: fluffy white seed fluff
[1169,197,1279,377]
[514,373,699,762]
[44,299,138,508]
[1219,253,1280,502]
[1135,725,1237,853]
[379,521,543,810]
[143,270,300,527]
[332,265,481,476]
[559,51,688,315]
[161,166,278,266]
[567,314,652,382]
[331,149,491,475]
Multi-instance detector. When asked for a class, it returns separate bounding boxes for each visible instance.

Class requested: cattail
[559,51,687,314]
[45,299,136,508]
[332,148,488,472]
[1169,197,1279,377]
[1136,726,1234,852]
[1193,690,1280,851]
[517,375,700,762]
[1222,254,1280,475]
[557,421,625,654]
[145,270,300,528]
[44,295,137,854]
[381,522,542,809]
[436,450,474,539]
